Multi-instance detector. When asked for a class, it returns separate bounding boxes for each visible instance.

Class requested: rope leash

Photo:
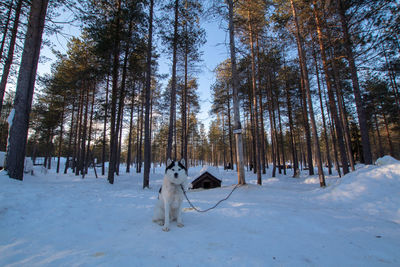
[180,184,240,213]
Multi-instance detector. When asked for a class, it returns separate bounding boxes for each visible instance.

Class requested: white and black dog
[153,159,188,232]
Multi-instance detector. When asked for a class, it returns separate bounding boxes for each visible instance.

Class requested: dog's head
[165,159,187,185]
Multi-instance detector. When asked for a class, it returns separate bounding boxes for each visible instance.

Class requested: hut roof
[191,168,222,189]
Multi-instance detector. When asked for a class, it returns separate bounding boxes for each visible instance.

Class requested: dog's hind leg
[152,200,165,226]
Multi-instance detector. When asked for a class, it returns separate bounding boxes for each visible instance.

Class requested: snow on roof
[196,165,220,178]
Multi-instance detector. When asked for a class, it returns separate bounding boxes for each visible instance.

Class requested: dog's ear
[167,158,173,166]
[179,158,186,168]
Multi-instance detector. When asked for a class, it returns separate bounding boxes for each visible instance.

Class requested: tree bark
[227,89,234,169]
[284,73,299,177]
[276,96,286,175]
[313,0,349,176]
[56,99,65,173]
[143,0,154,188]
[311,38,332,175]
[6,0,49,180]
[64,99,76,174]
[102,74,110,176]
[166,0,179,162]
[247,11,262,184]
[84,85,96,176]
[291,0,325,186]
[78,86,89,176]
[0,0,13,62]
[382,112,394,156]
[326,33,355,171]
[227,0,245,184]
[266,72,277,177]
[336,0,372,165]
[126,87,135,173]
[108,0,122,184]
[256,36,266,174]
[374,114,384,158]
[0,0,23,113]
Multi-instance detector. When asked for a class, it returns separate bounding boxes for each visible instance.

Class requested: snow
[23,158,33,174]
[376,155,399,166]
[0,151,5,167]
[197,165,220,177]
[7,109,14,126]
[1,157,400,266]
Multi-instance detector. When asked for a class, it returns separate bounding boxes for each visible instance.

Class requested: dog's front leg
[163,199,170,232]
[176,200,184,228]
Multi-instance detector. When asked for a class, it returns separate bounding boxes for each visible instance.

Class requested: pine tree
[7,0,49,180]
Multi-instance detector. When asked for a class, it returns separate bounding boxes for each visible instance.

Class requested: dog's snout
[174,173,178,178]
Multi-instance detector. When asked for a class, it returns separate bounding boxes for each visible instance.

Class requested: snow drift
[0,157,399,266]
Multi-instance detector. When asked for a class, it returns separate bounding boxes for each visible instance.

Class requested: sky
[37,7,230,130]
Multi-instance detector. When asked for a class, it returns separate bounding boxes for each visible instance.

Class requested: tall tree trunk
[292,0,325,185]
[84,85,96,176]
[73,91,83,174]
[374,114,384,158]
[74,87,84,175]
[137,94,144,173]
[324,86,341,177]
[126,88,135,173]
[266,72,277,177]
[276,97,286,175]
[114,21,132,176]
[0,0,23,113]
[6,0,49,180]
[143,0,154,188]
[256,37,266,174]
[284,75,299,177]
[272,95,281,174]
[166,0,179,161]
[336,0,372,164]
[313,0,349,176]
[382,112,394,156]
[248,10,262,184]
[227,0,245,184]
[327,35,355,172]
[247,78,256,173]
[79,86,89,177]
[116,113,123,175]
[108,0,122,184]
[311,39,332,175]
[0,0,13,62]
[290,0,313,175]
[102,74,110,176]
[182,38,188,167]
[56,99,65,173]
[383,44,400,118]
[136,99,141,172]
[64,99,76,174]
[227,90,234,169]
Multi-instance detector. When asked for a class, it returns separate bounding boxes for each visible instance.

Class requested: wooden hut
[191,170,221,189]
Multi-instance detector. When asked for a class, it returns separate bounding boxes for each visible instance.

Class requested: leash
[180,184,240,213]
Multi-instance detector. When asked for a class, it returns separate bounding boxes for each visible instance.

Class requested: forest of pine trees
[0,0,398,186]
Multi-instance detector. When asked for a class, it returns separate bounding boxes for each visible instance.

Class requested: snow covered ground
[0,156,399,266]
